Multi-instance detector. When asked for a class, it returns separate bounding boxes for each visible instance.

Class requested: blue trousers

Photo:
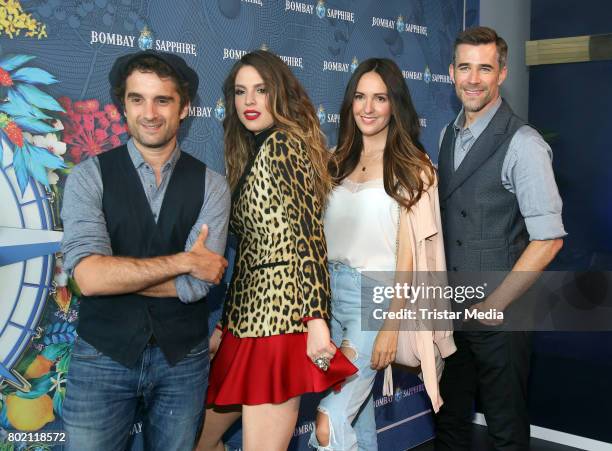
[310,262,379,450]
[63,336,209,451]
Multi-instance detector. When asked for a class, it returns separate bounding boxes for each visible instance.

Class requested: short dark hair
[112,56,190,108]
[453,26,508,68]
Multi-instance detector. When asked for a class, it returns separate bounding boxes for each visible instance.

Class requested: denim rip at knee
[309,262,379,450]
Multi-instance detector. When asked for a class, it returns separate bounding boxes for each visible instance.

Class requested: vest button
[461,210,467,217]
[456,240,462,246]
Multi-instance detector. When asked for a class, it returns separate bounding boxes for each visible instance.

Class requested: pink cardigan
[382,179,456,413]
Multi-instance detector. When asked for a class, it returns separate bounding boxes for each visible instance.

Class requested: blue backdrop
[0,1,478,449]
[527,0,612,444]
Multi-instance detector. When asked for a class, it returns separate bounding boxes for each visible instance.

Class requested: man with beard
[434,27,566,450]
[61,51,230,451]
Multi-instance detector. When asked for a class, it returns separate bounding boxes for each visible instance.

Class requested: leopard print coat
[222,130,331,337]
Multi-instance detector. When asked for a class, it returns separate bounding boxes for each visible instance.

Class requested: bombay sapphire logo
[138,25,154,50]
[316,0,326,19]
[394,387,403,402]
[317,105,326,124]
[214,98,225,121]
[424,65,432,84]
[350,56,359,73]
[396,15,405,33]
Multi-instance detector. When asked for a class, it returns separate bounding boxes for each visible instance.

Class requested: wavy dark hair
[222,50,331,204]
[329,58,434,210]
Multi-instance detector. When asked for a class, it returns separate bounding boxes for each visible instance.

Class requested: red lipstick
[244,109,261,120]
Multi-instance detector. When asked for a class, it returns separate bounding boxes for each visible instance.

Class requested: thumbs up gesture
[193,224,211,252]
[187,225,228,284]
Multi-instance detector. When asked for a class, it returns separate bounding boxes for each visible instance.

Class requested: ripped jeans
[309,262,379,450]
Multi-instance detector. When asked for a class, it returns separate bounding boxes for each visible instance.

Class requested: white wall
[479,0,531,119]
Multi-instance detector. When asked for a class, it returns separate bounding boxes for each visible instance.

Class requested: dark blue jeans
[63,336,209,451]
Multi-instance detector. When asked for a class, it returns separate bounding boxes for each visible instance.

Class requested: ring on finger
[313,355,330,372]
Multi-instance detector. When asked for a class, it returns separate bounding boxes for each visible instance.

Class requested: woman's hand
[306,319,336,364]
[371,330,399,370]
[209,326,223,360]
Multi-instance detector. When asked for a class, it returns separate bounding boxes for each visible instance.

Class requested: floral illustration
[0,0,47,39]
[23,120,66,186]
[59,97,128,164]
[0,53,66,194]
[0,56,131,449]
[0,43,131,448]
[0,257,77,439]
[0,254,78,451]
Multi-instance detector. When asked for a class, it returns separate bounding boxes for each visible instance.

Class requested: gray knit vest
[438,99,529,272]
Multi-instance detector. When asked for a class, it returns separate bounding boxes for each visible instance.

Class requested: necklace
[360,150,383,172]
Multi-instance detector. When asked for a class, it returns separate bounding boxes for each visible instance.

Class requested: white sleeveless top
[324,178,399,271]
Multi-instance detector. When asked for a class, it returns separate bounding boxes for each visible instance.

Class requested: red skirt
[207,329,357,406]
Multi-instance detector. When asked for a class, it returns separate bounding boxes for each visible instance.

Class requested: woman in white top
[309,58,437,450]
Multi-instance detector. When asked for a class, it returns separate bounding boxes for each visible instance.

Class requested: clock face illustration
[0,141,62,390]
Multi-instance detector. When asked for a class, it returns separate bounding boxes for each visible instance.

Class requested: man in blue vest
[434,27,566,450]
[61,51,230,451]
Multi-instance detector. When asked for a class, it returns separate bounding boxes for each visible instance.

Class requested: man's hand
[186,225,228,284]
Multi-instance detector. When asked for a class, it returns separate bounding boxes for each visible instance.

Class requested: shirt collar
[126,138,181,172]
[253,126,276,150]
[453,96,503,141]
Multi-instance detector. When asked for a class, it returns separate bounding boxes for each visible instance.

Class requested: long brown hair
[330,58,434,210]
[223,50,331,204]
